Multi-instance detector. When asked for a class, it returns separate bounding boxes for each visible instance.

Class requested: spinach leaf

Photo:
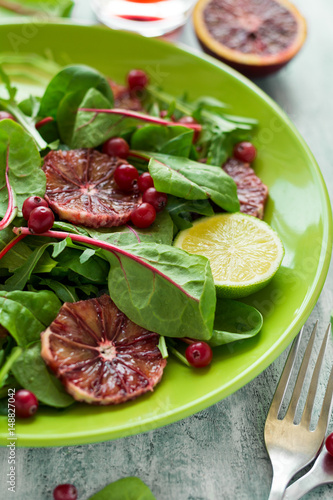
[88,477,156,500]
[0,120,45,218]
[148,153,240,213]
[105,243,216,340]
[12,342,74,407]
[86,210,174,247]
[209,299,263,347]
[69,88,136,148]
[39,64,113,120]
[166,196,214,230]
[0,226,32,271]
[0,290,61,346]
[131,124,193,157]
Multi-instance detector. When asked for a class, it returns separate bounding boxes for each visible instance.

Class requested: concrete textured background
[0,0,333,498]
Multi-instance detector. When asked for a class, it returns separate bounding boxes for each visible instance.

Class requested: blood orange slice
[40,295,166,405]
[223,158,268,218]
[42,149,141,228]
[193,0,307,77]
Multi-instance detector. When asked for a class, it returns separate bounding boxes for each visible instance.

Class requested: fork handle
[284,472,328,500]
[268,475,289,500]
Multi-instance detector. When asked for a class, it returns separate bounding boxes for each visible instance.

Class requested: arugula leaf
[146,86,256,165]
[147,153,240,212]
[0,290,61,346]
[105,243,216,340]
[88,477,156,500]
[85,210,174,247]
[209,299,263,347]
[12,342,74,407]
[0,120,45,219]
[131,124,194,158]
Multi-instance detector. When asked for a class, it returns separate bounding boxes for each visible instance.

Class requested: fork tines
[268,322,333,430]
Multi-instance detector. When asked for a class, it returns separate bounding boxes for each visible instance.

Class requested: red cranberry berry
[142,187,168,212]
[127,69,149,92]
[0,111,16,121]
[131,203,156,228]
[28,206,55,234]
[53,484,78,500]
[138,172,154,193]
[326,433,333,456]
[178,116,200,142]
[14,390,38,418]
[102,137,129,159]
[35,117,54,130]
[22,196,49,221]
[114,164,139,191]
[185,342,213,368]
[233,141,257,163]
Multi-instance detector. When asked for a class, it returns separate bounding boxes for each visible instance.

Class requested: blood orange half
[42,149,141,228]
[223,158,268,218]
[40,295,166,405]
[193,0,307,77]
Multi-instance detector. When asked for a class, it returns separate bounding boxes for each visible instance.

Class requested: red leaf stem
[79,107,202,131]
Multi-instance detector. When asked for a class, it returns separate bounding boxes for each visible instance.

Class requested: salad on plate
[0,61,284,418]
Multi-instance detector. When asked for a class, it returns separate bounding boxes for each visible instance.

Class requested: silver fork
[264,322,333,500]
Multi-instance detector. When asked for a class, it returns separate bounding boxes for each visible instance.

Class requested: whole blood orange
[41,295,166,405]
[42,149,141,228]
[193,0,307,77]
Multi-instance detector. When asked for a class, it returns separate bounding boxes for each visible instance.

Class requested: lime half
[174,213,284,298]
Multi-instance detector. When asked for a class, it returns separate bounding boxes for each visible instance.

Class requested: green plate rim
[0,21,331,447]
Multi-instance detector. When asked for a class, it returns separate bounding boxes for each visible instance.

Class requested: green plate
[0,22,331,447]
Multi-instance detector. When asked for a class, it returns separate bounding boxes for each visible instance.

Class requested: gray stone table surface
[1,0,333,498]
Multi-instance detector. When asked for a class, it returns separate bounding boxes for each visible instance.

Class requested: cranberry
[138,172,154,193]
[127,69,149,92]
[35,117,54,130]
[142,187,168,212]
[131,203,156,228]
[14,390,38,418]
[22,196,49,221]
[0,111,15,121]
[28,206,55,234]
[326,433,333,456]
[53,484,78,500]
[233,141,257,163]
[102,137,129,159]
[114,164,139,191]
[185,342,213,368]
[178,116,200,142]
